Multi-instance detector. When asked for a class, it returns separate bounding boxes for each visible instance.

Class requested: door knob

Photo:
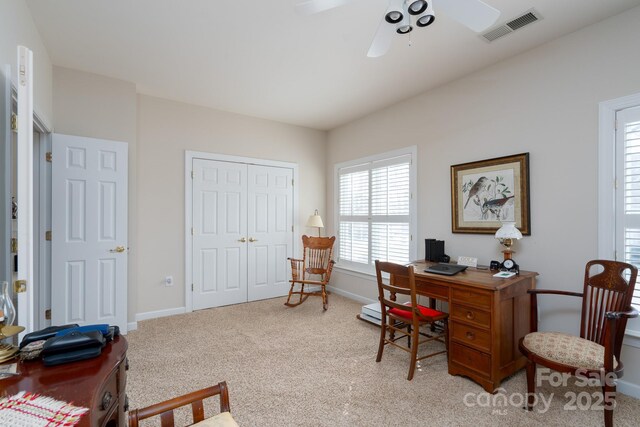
[249,237,258,242]
[238,237,247,243]
[110,246,126,253]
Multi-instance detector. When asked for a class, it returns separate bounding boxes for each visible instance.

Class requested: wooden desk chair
[519,260,638,427]
[128,381,236,427]
[375,260,449,380]
[285,235,335,310]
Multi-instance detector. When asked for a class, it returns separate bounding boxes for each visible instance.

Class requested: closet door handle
[249,237,258,242]
[238,237,247,243]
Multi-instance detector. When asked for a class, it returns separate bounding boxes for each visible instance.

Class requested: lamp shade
[306,210,324,229]
[495,221,522,240]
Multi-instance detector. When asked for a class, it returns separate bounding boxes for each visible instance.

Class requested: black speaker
[425,239,445,262]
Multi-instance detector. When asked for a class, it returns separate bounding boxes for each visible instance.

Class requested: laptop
[424,263,468,276]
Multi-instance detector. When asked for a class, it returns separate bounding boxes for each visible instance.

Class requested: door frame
[184,150,299,313]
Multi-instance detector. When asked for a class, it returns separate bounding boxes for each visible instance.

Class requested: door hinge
[46,152,52,162]
[10,238,17,253]
[191,283,194,291]
[292,225,294,232]
[191,227,194,235]
[11,113,18,132]
[45,309,51,320]
[14,280,27,293]
[615,179,619,190]
[45,231,52,241]
[191,171,194,179]
[615,119,618,131]
[291,179,294,187]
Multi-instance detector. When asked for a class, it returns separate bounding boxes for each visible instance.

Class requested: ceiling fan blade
[367,16,395,58]
[433,0,500,32]
[294,0,353,15]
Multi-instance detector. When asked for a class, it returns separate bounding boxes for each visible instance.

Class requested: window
[335,147,417,273]
[615,105,640,309]
[599,93,640,344]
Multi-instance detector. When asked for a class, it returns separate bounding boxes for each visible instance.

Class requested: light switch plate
[457,256,478,268]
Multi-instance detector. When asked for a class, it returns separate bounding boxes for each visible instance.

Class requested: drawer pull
[466,311,475,320]
[465,331,475,340]
[101,391,113,410]
[125,357,130,371]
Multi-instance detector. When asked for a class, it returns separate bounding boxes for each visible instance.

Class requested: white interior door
[247,165,293,301]
[192,159,247,309]
[16,46,35,334]
[51,134,128,332]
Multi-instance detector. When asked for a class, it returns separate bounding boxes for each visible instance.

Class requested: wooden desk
[410,262,537,392]
[2,335,128,426]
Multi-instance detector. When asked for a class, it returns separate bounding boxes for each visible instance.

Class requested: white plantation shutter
[616,105,640,308]
[337,151,415,270]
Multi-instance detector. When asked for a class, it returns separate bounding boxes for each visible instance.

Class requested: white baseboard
[126,321,138,332]
[135,306,186,323]
[618,379,640,399]
[327,285,376,305]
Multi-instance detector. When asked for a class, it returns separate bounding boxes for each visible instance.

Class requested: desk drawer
[452,288,491,309]
[451,322,491,352]
[451,304,491,329]
[450,342,491,376]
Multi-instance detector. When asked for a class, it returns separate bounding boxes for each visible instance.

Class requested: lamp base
[501,250,515,261]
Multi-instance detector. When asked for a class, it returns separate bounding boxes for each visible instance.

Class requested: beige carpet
[126,294,640,426]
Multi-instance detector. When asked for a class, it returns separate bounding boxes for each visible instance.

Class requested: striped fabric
[0,391,88,426]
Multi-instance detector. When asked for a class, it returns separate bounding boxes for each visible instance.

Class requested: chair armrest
[527,289,584,333]
[527,289,584,298]
[288,258,304,281]
[324,260,335,283]
[605,307,639,320]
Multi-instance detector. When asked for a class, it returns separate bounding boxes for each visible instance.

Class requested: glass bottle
[0,281,16,327]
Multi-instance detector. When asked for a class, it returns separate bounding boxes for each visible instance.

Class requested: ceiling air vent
[481,9,542,43]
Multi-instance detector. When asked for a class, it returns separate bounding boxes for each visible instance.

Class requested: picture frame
[451,153,530,235]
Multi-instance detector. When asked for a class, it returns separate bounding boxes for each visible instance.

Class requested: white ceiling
[25,0,640,130]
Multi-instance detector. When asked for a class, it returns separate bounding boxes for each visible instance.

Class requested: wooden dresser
[2,335,128,426]
[409,262,537,392]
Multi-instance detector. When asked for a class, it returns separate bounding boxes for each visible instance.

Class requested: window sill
[333,264,376,281]
[625,330,640,349]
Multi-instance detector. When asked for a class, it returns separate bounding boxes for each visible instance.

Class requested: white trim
[184,150,299,313]
[597,94,640,259]
[326,285,377,305]
[333,265,377,281]
[333,145,418,268]
[135,306,186,322]
[126,321,138,332]
[618,379,640,399]
[623,329,640,348]
[598,91,640,340]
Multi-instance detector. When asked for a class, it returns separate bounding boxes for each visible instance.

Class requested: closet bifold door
[192,159,248,309]
[247,165,293,301]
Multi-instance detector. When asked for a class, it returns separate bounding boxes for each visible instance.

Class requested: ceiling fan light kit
[294,0,501,57]
[396,4,413,34]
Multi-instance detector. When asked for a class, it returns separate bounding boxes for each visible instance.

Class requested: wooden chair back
[128,381,230,427]
[580,260,637,357]
[375,261,419,320]
[301,235,335,277]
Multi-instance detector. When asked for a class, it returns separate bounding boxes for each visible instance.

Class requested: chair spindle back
[581,260,637,356]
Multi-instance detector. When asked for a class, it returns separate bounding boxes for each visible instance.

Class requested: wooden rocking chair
[285,235,335,310]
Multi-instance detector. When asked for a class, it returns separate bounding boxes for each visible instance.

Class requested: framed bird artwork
[450,153,530,235]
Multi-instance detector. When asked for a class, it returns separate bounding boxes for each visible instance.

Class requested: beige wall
[136,95,326,314]
[52,66,138,323]
[0,0,52,126]
[327,8,640,385]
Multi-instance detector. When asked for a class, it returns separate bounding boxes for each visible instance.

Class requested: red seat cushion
[388,302,444,320]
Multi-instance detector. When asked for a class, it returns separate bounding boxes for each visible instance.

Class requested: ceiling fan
[294,0,501,57]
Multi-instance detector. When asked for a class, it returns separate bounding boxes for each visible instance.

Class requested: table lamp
[495,221,522,261]
[306,209,324,237]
